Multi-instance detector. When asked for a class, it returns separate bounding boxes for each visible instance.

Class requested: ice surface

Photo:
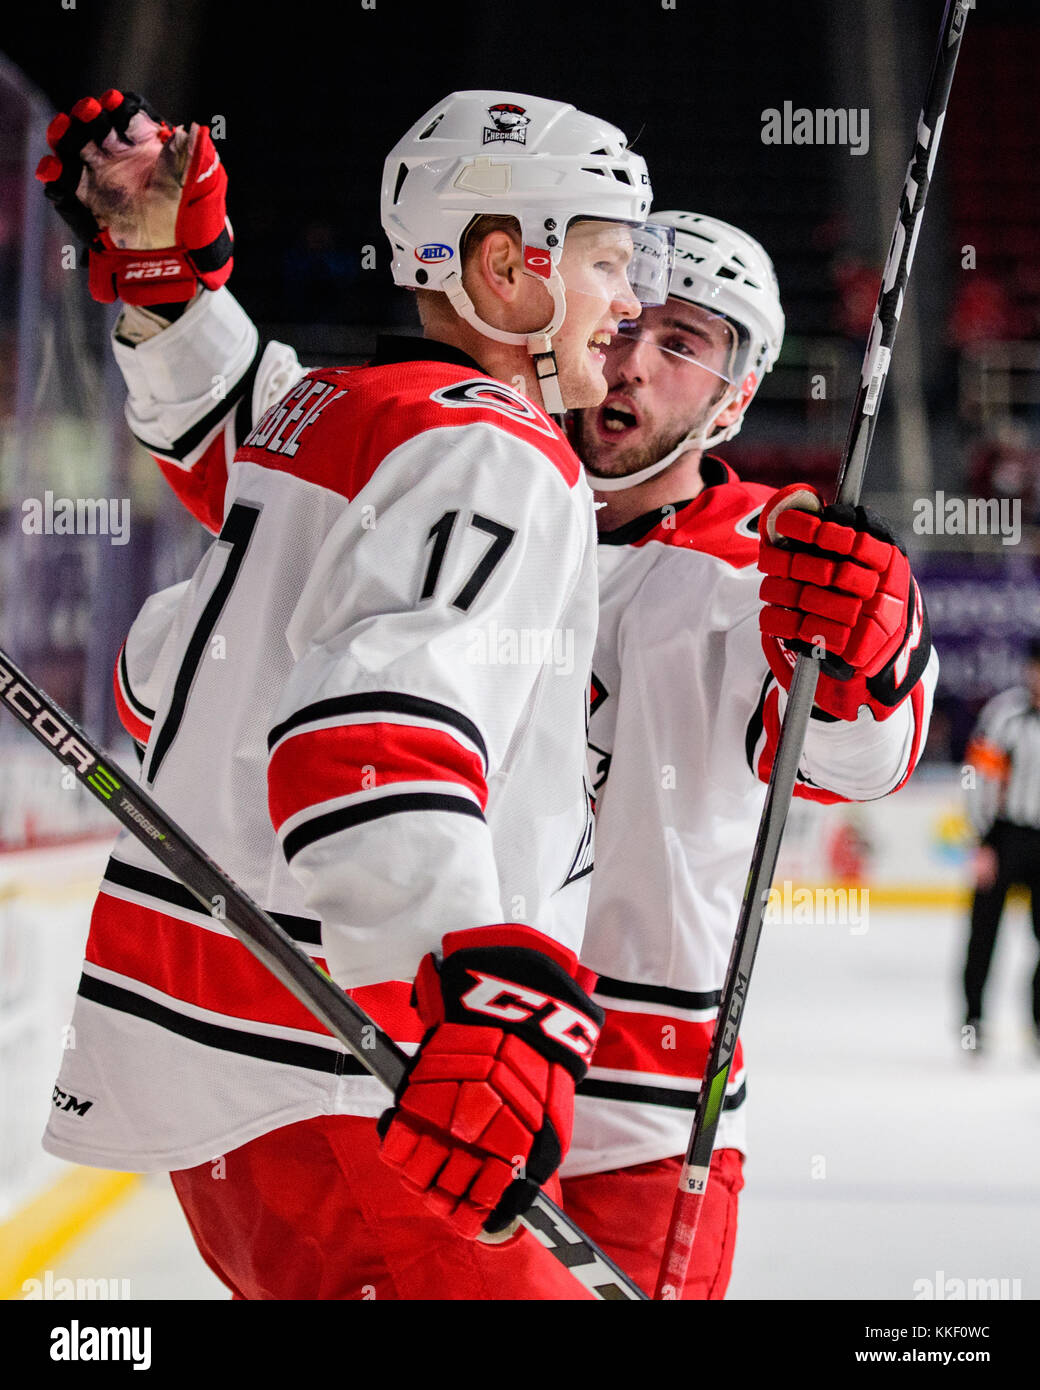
[728,903,1039,1300]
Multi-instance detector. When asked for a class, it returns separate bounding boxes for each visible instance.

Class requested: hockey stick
[0,648,647,1301]
[654,0,973,1300]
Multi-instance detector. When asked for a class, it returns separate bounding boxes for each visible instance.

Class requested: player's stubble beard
[574,388,727,484]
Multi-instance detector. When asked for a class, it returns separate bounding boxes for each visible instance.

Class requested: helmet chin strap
[586,433,697,492]
[442,267,568,419]
[586,385,740,493]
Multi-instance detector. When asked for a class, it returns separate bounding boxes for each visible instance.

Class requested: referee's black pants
[964,820,1040,1027]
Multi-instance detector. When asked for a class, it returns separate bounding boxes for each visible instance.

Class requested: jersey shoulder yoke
[635,471,775,570]
[236,359,580,499]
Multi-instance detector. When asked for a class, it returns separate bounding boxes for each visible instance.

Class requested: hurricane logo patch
[431,379,557,439]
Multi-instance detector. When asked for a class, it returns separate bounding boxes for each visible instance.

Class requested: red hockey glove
[378,925,603,1239]
[35,89,232,306]
[758,483,931,721]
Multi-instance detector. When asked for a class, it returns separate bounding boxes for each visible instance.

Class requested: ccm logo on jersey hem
[461,970,598,1058]
[430,379,558,439]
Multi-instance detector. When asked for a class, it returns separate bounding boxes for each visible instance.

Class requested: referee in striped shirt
[963,639,1040,1054]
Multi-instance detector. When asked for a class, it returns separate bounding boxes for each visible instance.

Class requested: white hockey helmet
[589,210,785,491]
[663,210,784,430]
[381,91,662,414]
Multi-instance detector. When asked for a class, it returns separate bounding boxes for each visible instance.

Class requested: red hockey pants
[561,1146,744,1300]
[170,1113,742,1300]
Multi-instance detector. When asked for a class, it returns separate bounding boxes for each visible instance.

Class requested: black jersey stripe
[577,1077,747,1111]
[592,975,722,1013]
[101,857,323,946]
[132,348,261,464]
[282,791,485,863]
[118,644,156,722]
[268,692,488,769]
[77,972,367,1076]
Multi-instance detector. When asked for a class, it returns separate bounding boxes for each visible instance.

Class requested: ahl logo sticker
[416,243,453,263]
[484,103,529,145]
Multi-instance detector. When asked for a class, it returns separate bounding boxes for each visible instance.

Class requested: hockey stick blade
[0,646,647,1302]
[654,0,973,1301]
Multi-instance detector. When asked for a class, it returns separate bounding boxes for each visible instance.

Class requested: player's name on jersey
[911,491,1021,546]
[243,380,347,458]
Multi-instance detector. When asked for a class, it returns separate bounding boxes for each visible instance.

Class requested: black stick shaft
[0,646,646,1301]
[662,0,972,1265]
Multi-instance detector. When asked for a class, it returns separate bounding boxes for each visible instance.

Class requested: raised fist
[36,89,232,306]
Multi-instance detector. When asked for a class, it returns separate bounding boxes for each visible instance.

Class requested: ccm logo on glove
[377,924,604,1237]
[459,970,599,1058]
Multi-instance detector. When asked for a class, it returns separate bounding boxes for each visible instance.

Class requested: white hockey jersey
[44,292,598,1171]
[562,467,937,1173]
[47,288,936,1182]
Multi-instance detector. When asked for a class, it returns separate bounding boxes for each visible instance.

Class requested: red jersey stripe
[267,721,488,831]
[112,646,152,746]
[85,893,425,1042]
[757,685,845,805]
[155,430,230,535]
[591,1007,745,1082]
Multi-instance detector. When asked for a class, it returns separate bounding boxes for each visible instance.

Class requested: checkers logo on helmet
[484,103,530,145]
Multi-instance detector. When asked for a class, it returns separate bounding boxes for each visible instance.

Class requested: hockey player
[39,99,935,1301]
[559,211,937,1297]
[36,90,672,1300]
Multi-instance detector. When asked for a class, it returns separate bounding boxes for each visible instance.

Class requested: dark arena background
[0,0,1037,1337]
